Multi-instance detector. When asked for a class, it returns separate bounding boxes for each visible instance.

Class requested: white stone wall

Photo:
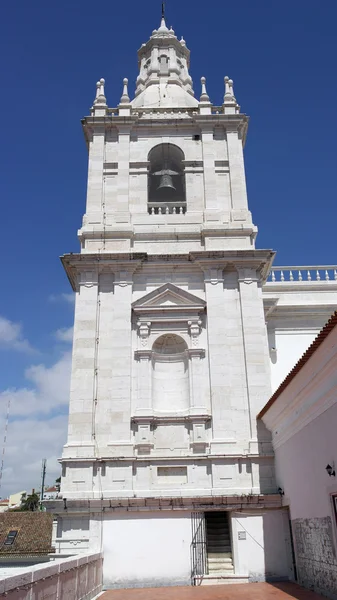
[79,113,255,254]
[61,254,276,500]
[261,325,337,598]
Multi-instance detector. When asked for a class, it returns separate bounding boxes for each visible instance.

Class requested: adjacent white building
[46,13,337,589]
[259,312,337,599]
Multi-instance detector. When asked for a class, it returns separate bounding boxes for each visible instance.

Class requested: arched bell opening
[148,144,186,214]
[151,334,190,412]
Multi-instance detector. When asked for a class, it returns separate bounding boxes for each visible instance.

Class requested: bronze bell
[157,170,176,192]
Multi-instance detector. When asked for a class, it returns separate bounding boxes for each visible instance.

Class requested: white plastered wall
[231,510,293,581]
[102,511,192,588]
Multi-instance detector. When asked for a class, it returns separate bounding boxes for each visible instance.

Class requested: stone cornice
[61,250,275,290]
[45,493,281,515]
[81,112,249,147]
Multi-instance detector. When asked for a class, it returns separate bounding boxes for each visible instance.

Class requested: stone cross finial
[120,78,130,104]
[200,77,210,103]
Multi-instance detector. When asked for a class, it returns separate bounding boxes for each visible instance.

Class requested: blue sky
[0,0,336,497]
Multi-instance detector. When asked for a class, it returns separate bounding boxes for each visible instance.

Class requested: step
[207,531,230,540]
[206,527,229,534]
[207,539,231,547]
[200,574,248,586]
[208,565,234,573]
[207,552,232,560]
[208,555,232,563]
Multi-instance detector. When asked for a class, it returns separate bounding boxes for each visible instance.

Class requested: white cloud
[55,327,74,343]
[0,350,72,498]
[0,316,35,353]
[0,415,68,498]
[49,293,75,305]
[0,352,72,417]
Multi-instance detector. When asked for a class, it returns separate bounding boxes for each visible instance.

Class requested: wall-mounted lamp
[278,487,285,496]
[63,497,68,510]
[326,464,336,477]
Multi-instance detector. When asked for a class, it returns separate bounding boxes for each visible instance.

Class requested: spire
[199,76,211,114]
[120,78,130,104]
[93,78,106,105]
[132,9,197,108]
[223,76,239,114]
[118,77,131,116]
[92,78,107,116]
[158,1,169,32]
[200,77,210,102]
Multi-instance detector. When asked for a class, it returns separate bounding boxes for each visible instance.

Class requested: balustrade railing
[267,266,337,284]
[148,202,186,215]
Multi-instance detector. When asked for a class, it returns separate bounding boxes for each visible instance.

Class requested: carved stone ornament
[188,320,202,346]
[137,321,151,347]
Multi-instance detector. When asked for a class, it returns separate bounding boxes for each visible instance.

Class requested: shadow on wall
[262,510,295,584]
[257,419,278,495]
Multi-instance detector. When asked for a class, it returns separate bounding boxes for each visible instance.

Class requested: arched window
[152,334,189,412]
[148,144,186,215]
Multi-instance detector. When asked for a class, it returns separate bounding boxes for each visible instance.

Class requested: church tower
[52,13,294,588]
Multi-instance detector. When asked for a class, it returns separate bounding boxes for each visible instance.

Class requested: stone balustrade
[0,552,102,600]
[267,266,337,284]
[148,203,186,215]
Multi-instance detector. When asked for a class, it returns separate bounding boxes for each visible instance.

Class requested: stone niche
[152,334,190,412]
[131,283,211,454]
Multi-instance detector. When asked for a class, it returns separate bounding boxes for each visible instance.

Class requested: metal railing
[267,266,337,284]
[190,511,207,586]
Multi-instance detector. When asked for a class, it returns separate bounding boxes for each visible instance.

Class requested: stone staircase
[205,512,234,576]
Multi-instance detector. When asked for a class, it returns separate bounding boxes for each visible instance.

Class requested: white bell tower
[79,12,256,255]
[50,11,293,590]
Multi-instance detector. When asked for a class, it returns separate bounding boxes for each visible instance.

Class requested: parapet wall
[0,552,103,600]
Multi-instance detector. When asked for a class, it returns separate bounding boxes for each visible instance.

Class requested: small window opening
[4,530,18,546]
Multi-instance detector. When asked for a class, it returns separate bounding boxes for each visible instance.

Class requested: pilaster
[200,125,218,217]
[226,124,249,215]
[116,125,132,220]
[63,270,99,458]
[237,266,272,451]
[85,127,105,218]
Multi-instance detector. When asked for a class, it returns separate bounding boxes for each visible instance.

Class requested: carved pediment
[132,283,206,314]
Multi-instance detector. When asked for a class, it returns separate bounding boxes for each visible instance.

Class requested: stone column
[226,124,249,214]
[200,125,218,216]
[85,126,105,217]
[64,270,99,457]
[116,125,131,219]
[237,266,272,453]
[200,264,229,440]
[135,321,152,414]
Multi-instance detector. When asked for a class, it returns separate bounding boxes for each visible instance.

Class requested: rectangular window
[4,530,18,546]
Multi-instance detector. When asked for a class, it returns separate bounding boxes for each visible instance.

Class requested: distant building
[0,500,9,514]
[259,312,337,599]
[42,486,59,500]
[0,492,27,513]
